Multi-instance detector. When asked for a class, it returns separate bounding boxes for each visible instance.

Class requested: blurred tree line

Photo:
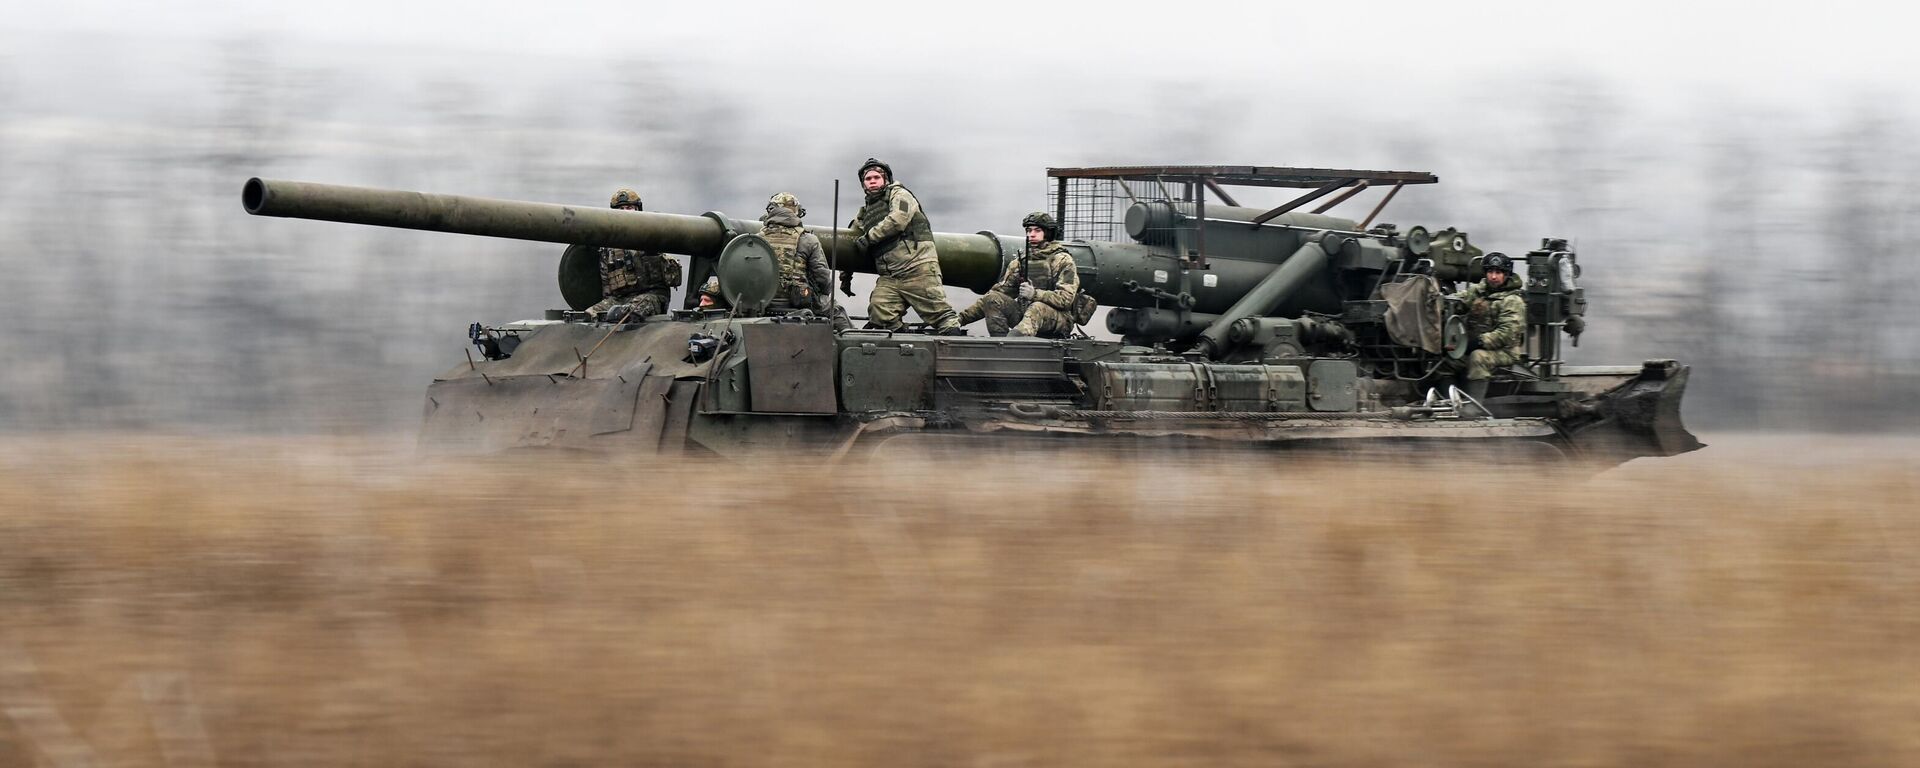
[0,42,1914,433]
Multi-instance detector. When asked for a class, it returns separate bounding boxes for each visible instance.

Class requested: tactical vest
[761,224,808,287]
[1463,280,1525,351]
[1017,243,1069,291]
[855,184,934,268]
[600,247,672,297]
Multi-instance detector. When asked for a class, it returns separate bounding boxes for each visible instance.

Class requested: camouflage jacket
[852,183,937,276]
[760,207,831,295]
[991,241,1080,311]
[1453,277,1527,352]
[600,247,679,299]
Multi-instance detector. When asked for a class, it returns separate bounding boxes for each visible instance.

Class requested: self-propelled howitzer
[239,166,1701,466]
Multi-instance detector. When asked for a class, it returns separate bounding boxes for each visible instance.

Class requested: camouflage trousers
[867,262,957,331]
[1464,347,1521,380]
[588,291,668,322]
[775,284,852,332]
[958,292,1075,338]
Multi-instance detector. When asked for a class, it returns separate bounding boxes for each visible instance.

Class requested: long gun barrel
[241,178,1364,319]
[242,178,1007,291]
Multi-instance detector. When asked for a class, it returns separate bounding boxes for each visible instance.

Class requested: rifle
[1014,241,1032,313]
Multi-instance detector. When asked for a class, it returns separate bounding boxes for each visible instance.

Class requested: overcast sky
[16,0,1919,105]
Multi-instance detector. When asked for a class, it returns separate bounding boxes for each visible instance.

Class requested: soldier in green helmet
[1449,251,1527,401]
[696,276,727,310]
[840,158,962,335]
[587,188,682,322]
[957,212,1085,338]
[760,192,849,331]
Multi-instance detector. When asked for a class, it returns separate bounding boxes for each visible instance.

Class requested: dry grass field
[0,434,1915,767]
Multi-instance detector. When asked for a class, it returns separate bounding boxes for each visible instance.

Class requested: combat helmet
[609,188,644,210]
[1021,211,1061,242]
[1482,252,1514,274]
[766,192,805,218]
[857,158,893,183]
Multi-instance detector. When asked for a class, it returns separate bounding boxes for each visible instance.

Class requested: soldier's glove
[1464,334,1483,354]
[851,234,870,254]
[604,303,632,323]
[1017,283,1037,300]
[839,271,856,297]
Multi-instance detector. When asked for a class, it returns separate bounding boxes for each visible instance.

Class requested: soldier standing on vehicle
[840,158,962,335]
[760,192,850,331]
[1449,251,1527,401]
[587,188,681,322]
[957,212,1084,338]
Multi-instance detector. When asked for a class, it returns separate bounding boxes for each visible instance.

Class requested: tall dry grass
[0,435,1915,767]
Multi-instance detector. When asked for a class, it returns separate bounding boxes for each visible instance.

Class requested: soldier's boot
[1461,378,1491,416]
[1012,314,1047,337]
[984,315,1011,337]
[1014,318,1067,339]
[939,326,969,336]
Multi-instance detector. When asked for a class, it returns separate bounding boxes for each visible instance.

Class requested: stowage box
[1089,362,1308,412]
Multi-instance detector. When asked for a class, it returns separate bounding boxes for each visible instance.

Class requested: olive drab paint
[240,170,1702,466]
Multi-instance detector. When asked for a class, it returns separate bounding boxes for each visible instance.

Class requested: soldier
[760,192,850,330]
[958,212,1084,338]
[840,158,963,335]
[1449,251,1527,401]
[587,188,682,322]
[697,276,727,310]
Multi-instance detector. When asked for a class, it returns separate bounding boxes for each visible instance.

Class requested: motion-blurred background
[6,7,1920,765]
[3,0,1917,431]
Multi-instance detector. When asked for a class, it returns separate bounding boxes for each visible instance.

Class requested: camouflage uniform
[851,164,957,332]
[586,247,679,320]
[1452,276,1527,380]
[759,194,848,331]
[588,188,681,321]
[959,241,1081,337]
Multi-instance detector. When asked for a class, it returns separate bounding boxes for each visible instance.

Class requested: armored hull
[429,313,1696,468]
[243,166,1702,468]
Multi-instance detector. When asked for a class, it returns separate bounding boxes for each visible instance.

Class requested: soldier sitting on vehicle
[957,212,1088,338]
[587,188,681,322]
[760,192,851,331]
[1449,251,1527,401]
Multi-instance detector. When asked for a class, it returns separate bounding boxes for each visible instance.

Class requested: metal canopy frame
[1045,165,1437,189]
[1046,166,1438,268]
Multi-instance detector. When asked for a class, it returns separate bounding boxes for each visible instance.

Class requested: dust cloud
[2,435,1914,766]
